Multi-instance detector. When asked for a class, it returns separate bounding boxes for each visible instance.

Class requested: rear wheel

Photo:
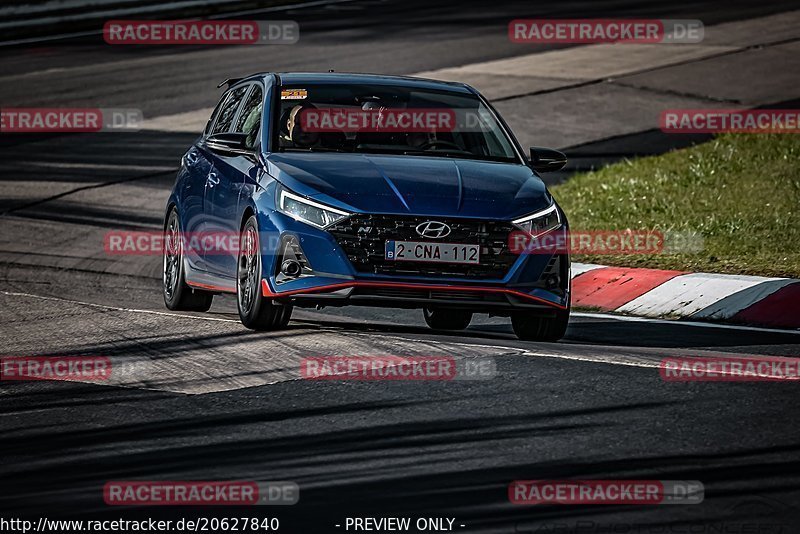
[423,308,472,330]
[163,208,213,312]
[511,307,570,342]
[237,216,293,330]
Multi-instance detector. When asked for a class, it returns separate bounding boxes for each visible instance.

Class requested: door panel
[200,83,254,278]
[203,155,251,278]
[202,83,264,278]
[180,145,212,272]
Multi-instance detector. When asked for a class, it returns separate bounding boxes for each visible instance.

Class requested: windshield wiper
[281,147,350,153]
[402,150,477,160]
[301,145,511,163]
[355,146,408,155]
[403,150,517,163]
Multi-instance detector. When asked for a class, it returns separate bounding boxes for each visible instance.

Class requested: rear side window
[235,85,263,149]
[211,86,248,135]
[205,96,227,135]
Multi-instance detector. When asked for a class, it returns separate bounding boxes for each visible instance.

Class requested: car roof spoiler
[217,77,244,89]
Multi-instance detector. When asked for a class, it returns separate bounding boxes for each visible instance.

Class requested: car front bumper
[259,210,570,313]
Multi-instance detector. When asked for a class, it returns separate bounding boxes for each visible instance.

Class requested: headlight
[277,186,351,229]
[512,203,562,237]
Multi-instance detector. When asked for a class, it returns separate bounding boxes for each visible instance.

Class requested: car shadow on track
[287,314,800,353]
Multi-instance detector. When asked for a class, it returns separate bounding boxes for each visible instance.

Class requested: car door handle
[206,172,220,187]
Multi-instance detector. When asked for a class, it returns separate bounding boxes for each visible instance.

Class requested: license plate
[385,241,480,264]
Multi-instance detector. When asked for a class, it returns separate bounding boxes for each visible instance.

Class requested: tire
[237,216,293,330]
[163,208,213,312]
[423,308,472,330]
[511,307,570,342]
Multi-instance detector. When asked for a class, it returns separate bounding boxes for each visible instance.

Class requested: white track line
[3,287,798,380]
[517,350,661,370]
[572,311,800,334]
[4,289,798,336]
[0,290,240,324]
[5,288,800,392]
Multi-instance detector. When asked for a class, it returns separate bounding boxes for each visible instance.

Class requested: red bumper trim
[187,281,235,294]
[261,279,566,310]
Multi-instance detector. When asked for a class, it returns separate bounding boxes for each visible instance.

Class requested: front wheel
[511,307,570,342]
[237,216,293,331]
[423,308,472,330]
[163,208,213,312]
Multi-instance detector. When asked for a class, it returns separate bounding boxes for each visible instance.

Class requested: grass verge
[551,134,800,278]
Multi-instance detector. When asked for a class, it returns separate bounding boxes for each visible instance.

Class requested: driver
[281,103,348,150]
[282,103,320,147]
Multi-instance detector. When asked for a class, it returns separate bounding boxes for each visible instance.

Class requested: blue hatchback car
[163,72,571,341]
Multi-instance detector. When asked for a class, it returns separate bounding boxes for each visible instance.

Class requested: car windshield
[274,83,519,163]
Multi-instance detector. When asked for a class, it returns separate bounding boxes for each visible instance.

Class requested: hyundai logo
[416,221,451,239]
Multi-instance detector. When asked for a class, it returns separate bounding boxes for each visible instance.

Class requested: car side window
[211,86,248,135]
[204,94,228,136]
[235,85,263,150]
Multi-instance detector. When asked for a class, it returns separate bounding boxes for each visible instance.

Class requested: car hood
[265,152,551,220]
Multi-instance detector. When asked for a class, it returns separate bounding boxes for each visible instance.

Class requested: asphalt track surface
[2,1,800,532]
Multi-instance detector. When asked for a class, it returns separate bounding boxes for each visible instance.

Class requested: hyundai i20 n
[163,72,571,341]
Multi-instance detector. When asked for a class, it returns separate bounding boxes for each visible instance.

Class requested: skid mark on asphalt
[0,169,177,217]
[4,289,790,396]
[0,290,522,395]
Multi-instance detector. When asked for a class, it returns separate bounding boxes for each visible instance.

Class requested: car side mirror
[206,132,251,155]
[529,147,567,172]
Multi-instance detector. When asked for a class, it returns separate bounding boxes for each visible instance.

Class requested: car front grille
[327,214,518,279]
